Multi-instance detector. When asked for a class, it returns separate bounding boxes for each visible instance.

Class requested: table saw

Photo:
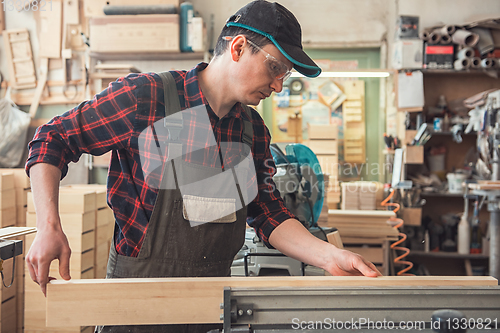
[45,276,499,333]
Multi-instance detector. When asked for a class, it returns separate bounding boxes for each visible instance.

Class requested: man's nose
[270,77,284,93]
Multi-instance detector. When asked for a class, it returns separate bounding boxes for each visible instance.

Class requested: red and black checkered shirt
[26,63,295,257]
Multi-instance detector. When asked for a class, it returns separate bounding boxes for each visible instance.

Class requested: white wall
[1,0,499,87]
[191,0,500,67]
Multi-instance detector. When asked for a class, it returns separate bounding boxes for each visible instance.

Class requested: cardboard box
[393,39,423,69]
[90,15,179,53]
[423,43,454,69]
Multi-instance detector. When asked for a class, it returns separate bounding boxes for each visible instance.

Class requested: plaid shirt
[26,63,295,257]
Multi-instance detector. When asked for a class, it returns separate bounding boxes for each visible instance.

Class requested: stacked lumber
[0,172,16,229]
[25,187,99,333]
[63,185,114,278]
[319,209,398,243]
[341,181,384,210]
[343,81,366,163]
[0,171,18,333]
[306,124,340,209]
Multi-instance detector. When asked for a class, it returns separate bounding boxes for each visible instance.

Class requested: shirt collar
[186,62,250,121]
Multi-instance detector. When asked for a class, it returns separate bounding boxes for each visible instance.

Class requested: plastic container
[180,2,194,52]
[428,154,445,172]
[446,173,467,193]
[457,213,470,254]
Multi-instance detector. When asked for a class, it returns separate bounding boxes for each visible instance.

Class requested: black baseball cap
[226,0,321,78]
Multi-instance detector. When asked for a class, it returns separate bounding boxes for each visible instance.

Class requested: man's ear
[230,35,246,62]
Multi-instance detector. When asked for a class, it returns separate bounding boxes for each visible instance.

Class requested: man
[26,1,381,331]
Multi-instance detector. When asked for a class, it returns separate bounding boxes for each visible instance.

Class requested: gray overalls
[97,72,255,333]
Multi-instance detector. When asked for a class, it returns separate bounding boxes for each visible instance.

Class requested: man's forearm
[268,218,380,277]
[29,163,62,230]
[268,218,334,270]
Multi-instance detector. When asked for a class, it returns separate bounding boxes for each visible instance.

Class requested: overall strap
[240,104,254,148]
[157,71,183,188]
[157,71,183,141]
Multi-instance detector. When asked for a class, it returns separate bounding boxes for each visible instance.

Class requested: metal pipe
[490,123,500,281]
[489,211,500,282]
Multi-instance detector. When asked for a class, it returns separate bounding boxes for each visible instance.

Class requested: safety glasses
[223,36,292,81]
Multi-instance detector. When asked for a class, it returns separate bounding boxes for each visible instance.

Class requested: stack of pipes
[420,24,498,71]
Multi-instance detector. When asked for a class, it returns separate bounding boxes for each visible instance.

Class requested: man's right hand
[26,223,72,296]
[27,163,69,296]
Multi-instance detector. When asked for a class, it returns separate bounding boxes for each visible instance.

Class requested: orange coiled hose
[381,189,414,276]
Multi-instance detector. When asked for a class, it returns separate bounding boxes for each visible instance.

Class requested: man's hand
[26,223,72,296]
[323,248,382,277]
[269,219,382,277]
[27,163,69,296]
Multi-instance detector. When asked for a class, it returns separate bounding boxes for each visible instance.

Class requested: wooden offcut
[46,276,497,327]
[2,29,37,90]
[0,226,36,239]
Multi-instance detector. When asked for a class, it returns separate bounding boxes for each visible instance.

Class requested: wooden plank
[0,1,4,31]
[63,185,107,209]
[0,207,17,228]
[1,258,16,302]
[1,297,16,333]
[16,206,26,227]
[345,246,384,264]
[308,124,338,140]
[326,230,343,249]
[27,212,95,235]
[0,173,15,191]
[306,139,338,155]
[15,188,29,208]
[0,189,16,210]
[0,168,30,189]
[0,226,36,239]
[328,209,395,218]
[36,0,62,58]
[46,276,498,327]
[27,190,97,214]
[29,57,49,118]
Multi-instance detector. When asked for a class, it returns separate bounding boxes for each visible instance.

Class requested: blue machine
[231,143,328,277]
[270,143,325,228]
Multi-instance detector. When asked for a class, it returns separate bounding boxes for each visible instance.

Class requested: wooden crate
[306,140,338,155]
[27,190,97,214]
[0,207,16,228]
[0,189,16,211]
[0,173,14,192]
[1,297,16,333]
[307,124,338,140]
[0,258,17,303]
[0,169,30,189]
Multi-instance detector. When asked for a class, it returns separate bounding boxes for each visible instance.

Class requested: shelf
[89,51,205,61]
[427,130,476,136]
[400,68,500,77]
[421,69,499,77]
[408,250,489,260]
[420,191,464,198]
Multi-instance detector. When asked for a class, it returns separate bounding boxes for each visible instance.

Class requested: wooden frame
[46,276,497,327]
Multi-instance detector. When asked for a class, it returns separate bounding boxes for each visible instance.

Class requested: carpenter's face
[236,39,293,105]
